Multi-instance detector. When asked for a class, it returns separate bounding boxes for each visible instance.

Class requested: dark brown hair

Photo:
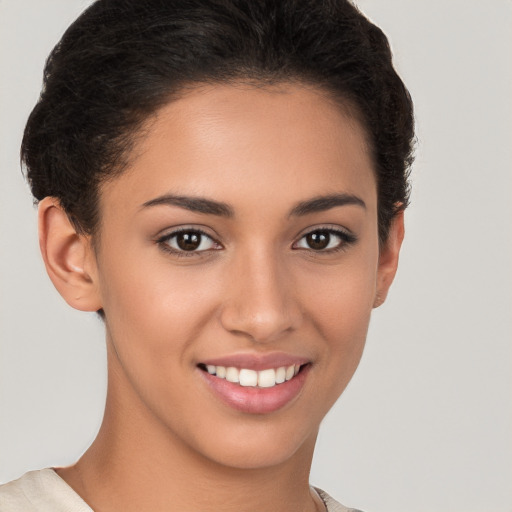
[22,0,414,242]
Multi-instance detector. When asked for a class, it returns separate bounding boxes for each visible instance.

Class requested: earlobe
[373,211,405,308]
[38,197,102,312]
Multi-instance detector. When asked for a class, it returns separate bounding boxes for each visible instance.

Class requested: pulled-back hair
[22,0,414,242]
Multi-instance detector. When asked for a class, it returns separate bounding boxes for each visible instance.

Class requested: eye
[293,228,356,252]
[158,228,221,255]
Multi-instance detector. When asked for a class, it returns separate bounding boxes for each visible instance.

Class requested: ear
[38,197,102,312]
[373,211,405,308]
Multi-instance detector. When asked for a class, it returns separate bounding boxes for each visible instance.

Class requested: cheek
[302,252,378,389]
[96,247,220,366]
[306,256,377,333]
[96,253,224,427]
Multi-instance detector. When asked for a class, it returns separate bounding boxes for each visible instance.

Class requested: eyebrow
[141,192,365,218]
[141,195,234,217]
[289,193,366,216]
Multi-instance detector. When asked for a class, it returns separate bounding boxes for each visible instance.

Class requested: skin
[38,83,404,512]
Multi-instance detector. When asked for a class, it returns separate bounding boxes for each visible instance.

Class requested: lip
[197,355,311,415]
[200,352,310,371]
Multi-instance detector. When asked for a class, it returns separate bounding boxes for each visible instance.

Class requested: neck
[58,345,321,512]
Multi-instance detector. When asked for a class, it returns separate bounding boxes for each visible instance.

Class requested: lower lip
[199,365,310,414]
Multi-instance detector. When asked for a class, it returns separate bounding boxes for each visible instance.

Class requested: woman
[0,0,414,510]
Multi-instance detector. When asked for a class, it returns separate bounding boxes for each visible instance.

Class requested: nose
[219,248,303,344]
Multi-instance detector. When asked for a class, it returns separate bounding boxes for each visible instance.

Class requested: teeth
[258,369,276,388]
[239,369,258,387]
[203,364,302,388]
[225,367,239,383]
[275,366,286,384]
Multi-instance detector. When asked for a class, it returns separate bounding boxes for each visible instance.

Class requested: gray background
[1,1,511,511]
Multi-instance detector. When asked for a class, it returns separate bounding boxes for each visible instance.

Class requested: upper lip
[199,352,310,371]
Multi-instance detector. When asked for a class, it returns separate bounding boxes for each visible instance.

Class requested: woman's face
[91,83,388,469]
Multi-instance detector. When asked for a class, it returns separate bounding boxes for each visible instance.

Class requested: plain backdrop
[1,1,511,511]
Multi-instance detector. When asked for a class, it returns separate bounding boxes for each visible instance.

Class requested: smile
[200,364,301,388]
[198,358,310,414]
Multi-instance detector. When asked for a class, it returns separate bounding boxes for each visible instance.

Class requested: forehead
[100,83,376,218]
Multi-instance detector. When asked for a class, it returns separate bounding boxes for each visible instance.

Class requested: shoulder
[0,469,92,512]
[314,487,365,512]
[1,473,364,512]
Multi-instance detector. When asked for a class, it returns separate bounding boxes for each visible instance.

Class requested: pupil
[307,231,330,250]
[177,232,201,251]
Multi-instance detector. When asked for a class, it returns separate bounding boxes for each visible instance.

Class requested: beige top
[0,469,361,512]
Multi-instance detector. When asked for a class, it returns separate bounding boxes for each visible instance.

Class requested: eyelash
[156,226,357,257]
[292,227,357,254]
[156,227,221,258]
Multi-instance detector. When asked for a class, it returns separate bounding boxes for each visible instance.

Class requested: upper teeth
[205,364,300,388]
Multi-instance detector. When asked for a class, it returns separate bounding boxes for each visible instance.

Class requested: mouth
[197,360,311,414]
[197,363,305,388]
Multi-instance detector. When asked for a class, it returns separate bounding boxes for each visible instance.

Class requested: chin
[183,416,319,471]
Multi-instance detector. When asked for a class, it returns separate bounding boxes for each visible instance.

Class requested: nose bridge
[220,244,301,343]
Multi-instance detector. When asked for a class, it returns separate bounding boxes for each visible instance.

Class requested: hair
[21,0,414,243]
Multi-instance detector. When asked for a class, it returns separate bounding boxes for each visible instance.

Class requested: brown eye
[294,228,356,252]
[161,229,219,253]
[305,231,331,250]
[176,232,201,251]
